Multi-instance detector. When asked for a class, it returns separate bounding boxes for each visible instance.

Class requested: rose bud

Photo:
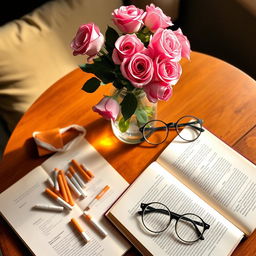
[144,4,173,32]
[174,28,191,60]
[71,23,104,61]
[92,97,120,121]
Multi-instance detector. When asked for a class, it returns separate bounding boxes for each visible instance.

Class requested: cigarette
[85,185,110,210]
[33,204,64,212]
[71,159,91,182]
[69,166,86,188]
[60,170,74,206]
[54,168,60,191]
[57,172,69,203]
[81,164,94,179]
[45,188,73,210]
[46,177,62,198]
[66,175,82,198]
[67,172,87,198]
[71,218,90,243]
[47,177,55,188]
[83,211,108,238]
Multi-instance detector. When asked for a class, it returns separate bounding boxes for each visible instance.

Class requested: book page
[157,127,256,235]
[107,162,244,256]
[41,138,129,214]
[0,167,130,256]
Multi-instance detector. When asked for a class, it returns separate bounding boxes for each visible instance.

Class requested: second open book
[106,127,256,256]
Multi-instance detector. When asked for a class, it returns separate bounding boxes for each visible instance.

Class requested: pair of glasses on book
[139,115,204,145]
[137,202,210,244]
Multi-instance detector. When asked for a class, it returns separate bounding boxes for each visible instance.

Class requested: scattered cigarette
[46,177,54,188]
[54,168,60,192]
[71,218,90,243]
[57,172,69,203]
[33,204,64,212]
[85,185,110,210]
[69,166,86,188]
[81,164,94,179]
[66,175,82,198]
[45,188,73,211]
[83,211,108,238]
[67,172,87,198]
[71,159,91,182]
[60,170,74,206]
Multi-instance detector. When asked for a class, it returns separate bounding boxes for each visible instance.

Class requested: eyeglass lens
[175,213,205,243]
[142,116,202,145]
[142,203,205,243]
[142,120,168,145]
[175,116,202,142]
[142,203,171,233]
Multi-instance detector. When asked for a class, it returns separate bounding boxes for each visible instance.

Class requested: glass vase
[111,88,157,144]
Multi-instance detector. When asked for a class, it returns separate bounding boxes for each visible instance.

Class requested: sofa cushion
[0,0,121,131]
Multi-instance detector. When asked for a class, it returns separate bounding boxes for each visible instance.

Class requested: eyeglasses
[137,202,210,244]
[139,115,204,145]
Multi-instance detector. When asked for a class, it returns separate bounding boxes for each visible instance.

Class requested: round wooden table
[0,51,256,256]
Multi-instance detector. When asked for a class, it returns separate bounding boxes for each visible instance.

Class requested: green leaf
[81,77,101,93]
[80,56,115,84]
[121,93,137,121]
[118,117,130,133]
[135,108,148,125]
[105,26,119,54]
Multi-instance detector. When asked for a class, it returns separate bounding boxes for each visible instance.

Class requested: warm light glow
[98,137,115,147]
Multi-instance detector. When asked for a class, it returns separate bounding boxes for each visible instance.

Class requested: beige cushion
[237,0,256,16]
[0,0,121,131]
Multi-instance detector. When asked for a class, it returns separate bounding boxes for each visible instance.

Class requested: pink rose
[121,53,154,88]
[148,28,182,62]
[174,28,191,60]
[144,83,173,103]
[112,5,145,33]
[92,97,120,121]
[112,34,145,65]
[154,56,182,85]
[71,23,104,60]
[144,4,173,32]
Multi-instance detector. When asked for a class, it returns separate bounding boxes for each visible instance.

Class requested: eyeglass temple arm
[169,121,205,132]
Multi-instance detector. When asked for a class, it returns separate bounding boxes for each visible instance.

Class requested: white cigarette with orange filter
[71,159,91,182]
[33,204,64,212]
[83,211,108,238]
[45,188,73,210]
[71,218,90,243]
[46,177,54,188]
[69,166,86,188]
[85,185,110,210]
[53,168,59,191]
[65,175,82,197]
[67,172,87,198]
[81,164,94,179]
[60,170,74,206]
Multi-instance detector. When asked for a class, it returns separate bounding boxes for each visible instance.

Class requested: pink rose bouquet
[71,3,190,132]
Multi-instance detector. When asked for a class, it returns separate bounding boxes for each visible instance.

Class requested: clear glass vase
[111,88,157,144]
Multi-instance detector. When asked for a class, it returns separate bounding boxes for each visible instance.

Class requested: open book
[0,138,130,256]
[106,127,256,256]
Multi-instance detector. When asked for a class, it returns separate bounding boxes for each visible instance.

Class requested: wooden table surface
[0,51,256,256]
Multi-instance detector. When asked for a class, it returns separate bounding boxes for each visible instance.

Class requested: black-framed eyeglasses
[137,202,210,244]
[139,115,204,145]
